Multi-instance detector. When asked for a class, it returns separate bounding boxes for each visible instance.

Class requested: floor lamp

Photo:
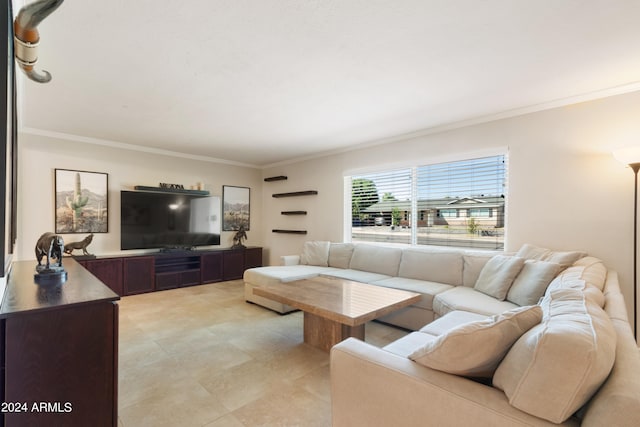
[614,148,640,341]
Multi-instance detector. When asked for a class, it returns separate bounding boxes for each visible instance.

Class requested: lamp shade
[614,147,640,165]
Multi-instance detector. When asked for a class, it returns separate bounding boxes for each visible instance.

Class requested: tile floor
[117,280,408,426]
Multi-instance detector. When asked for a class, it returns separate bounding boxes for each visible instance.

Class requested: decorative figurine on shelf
[232,225,247,249]
[34,232,67,284]
[64,233,94,256]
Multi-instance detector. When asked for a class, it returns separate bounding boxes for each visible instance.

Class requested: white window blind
[348,154,506,250]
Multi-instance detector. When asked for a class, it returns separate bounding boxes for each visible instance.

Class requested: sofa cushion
[300,241,331,266]
[546,261,606,308]
[506,260,560,306]
[462,251,495,287]
[493,288,616,424]
[371,277,453,310]
[474,255,525,300]
[408,305,542,378]
[516,243,586,269]
[328,243,355,269]
[398,248,463,285]
[433,286,519,317]
[557,256,607,291]
[349,244,402,276]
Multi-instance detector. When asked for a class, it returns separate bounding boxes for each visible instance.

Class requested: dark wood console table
[75,246,262,296]
[0,259,120,427]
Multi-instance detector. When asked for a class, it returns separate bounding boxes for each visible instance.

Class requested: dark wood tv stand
[75,246,262,296]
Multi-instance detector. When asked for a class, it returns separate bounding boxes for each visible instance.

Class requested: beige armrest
[280,255,301,266]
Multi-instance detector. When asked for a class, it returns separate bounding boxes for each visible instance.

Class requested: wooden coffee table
[252,275,421,351]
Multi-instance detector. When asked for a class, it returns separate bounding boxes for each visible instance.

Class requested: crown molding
[261,81,640,169]
[19,81,640,170]
[19,127,261,169]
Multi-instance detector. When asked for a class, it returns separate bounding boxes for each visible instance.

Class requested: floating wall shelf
[281,211,307,215]
[264,176,288,182]
[134,185,210,196]
[272,191,318,198]
[272,229,307,234]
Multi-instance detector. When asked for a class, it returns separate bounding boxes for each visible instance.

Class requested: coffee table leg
[303,312,365,352]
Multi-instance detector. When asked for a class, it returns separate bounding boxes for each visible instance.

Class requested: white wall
[17,133,264,259]
[262,90,640,333]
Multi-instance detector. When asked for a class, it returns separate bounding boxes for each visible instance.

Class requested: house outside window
[347,154,506,250]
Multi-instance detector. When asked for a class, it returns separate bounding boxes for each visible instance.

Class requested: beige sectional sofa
[245,241,640,426]
[245,241,581,329]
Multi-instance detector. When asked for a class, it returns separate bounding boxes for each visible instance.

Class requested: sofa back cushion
[349,244,402,276]
[462,251,495,287]
[561,256,607,291]
[328,243,355,269]
[398,248,463,285]
[545,257,607,308]
[300,241,331,266]
[493,288,616,424]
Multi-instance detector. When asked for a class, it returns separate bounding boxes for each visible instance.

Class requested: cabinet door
[4,302,117,426]
[123,256,155,295]
[223,250,245,280]
[84,258,124,295]
[155,272,180,291]
[181,270,201,287]
[201,252,223,283]
[245,247,263,269]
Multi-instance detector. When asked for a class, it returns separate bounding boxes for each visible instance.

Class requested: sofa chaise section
[244,264,336,313]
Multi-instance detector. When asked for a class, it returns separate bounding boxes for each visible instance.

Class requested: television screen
[120,191,221,250]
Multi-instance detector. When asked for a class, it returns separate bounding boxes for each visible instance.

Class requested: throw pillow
[300,241,330,267]
[515,243,551,260]
[506,260,561,306]
[515,243,586,269]
[474,255,525,300]
[409,305,542,378]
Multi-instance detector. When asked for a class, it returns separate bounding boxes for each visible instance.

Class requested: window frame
[345,152,508,250]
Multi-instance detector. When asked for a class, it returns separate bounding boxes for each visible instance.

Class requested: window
[469,208,491,218]
[439,209,457,218]
[348,154,506,250]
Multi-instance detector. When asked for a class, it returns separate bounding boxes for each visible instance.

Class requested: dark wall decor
[55,169,108,233]
[0,0,17,277]
[223,185,250,231]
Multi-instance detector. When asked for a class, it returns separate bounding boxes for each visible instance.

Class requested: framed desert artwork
[55,169,108,233]
[223,185,250,231]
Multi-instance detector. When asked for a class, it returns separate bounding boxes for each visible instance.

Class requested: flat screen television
[120,190,221,250]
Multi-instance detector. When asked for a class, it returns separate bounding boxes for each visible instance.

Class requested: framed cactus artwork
[55,169,108,233]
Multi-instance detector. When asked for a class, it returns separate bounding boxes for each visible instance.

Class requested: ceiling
[16,0,640,167]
